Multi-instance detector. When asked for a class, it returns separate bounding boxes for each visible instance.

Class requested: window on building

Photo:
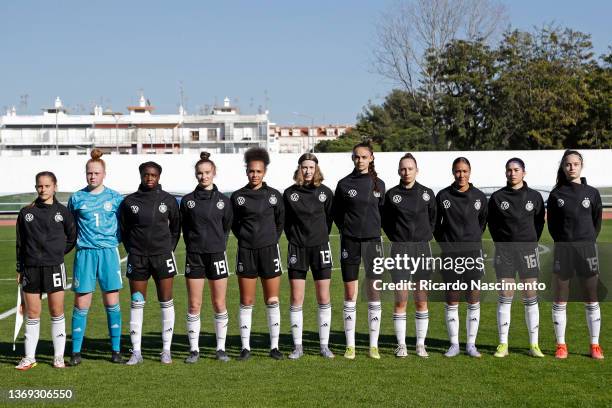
[190,131,199,141]
[207,129,217,141]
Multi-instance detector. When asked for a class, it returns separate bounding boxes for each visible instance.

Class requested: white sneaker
[395,344,408,358]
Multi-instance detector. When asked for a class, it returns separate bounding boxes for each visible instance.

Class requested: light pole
[292,112,315,153]
[112,113,119,154]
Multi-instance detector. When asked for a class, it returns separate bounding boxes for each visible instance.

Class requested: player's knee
[394,301,407,312]
[212,299,226,313]
[265,296,279,305]
[131,291,145,302]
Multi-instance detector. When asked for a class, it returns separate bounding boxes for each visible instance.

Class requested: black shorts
[340,235,384,282]
[389,242,433,283]
[185,252,229,280]
[553,242,599,279]
[21,264,67,294]
[236,244,282,279]
[287,242,333,281]
[126,252,178,281]
[439,249,485,285]
[494,243,540,280]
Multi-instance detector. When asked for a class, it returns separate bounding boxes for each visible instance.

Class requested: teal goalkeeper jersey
[68,186,123,249]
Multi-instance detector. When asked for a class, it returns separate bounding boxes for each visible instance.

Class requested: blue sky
[0,0,609,125]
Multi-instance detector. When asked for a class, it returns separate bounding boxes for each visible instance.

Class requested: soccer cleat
[15,357,37,371]
[69,352,82,366]
[288,345,304,360]
[125,350,143,366]
[394,344,408,358]
[528,344,545,358]
[238,348,251,361]
[445,343,460,358]
[184,350,199,364]
[320,346,335,359]
[369,346,381,359]
[494,343,509,358]
[269,348,284,360]
[215,349,230,362]
[160,350,172,364]
[555,344,568,359]
[111,351,122,364]
[53,356,66,368]
[344,346,356,360]
[466,344,482,358]
[415,345,429,358]
[590,344,604,360]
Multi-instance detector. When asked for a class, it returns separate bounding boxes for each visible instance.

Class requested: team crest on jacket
[392,195,402,204]
[373,191,381,198]
[525,201,534,211]
[186,200,196,209]
[25,213,34,222]
[54,212,63,222]
[582,197,590,208]
[159,203,168,213]
[500,201,509,210]
[422,192,430,201]
[217,200,225,210]
[318,192,327,202]
[557,198,565,207]
[237,196,245,206]
[290,193,299,202]
[342,249,349,259]
[474,199,481,210]
[348,189,357,198]
[130,205,139,214]
[269,194,278,205]
[103,201,113,211]
[443,200,451,209]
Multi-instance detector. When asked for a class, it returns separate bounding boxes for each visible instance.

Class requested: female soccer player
[181,152,232,363]
[122,161,181,365]
[548,150,603,359]
[382,153,436,358]
[332,141,385,359]
[68,149,124,366]
[231,147,285,361]
[15,172,76,370]
[434,157,487,358]
[488,158,545,358]
[283,153,335,359]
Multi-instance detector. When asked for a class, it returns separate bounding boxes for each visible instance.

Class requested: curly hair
[244,147,270,167]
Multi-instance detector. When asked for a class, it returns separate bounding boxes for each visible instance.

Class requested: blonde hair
[293,153,324,187]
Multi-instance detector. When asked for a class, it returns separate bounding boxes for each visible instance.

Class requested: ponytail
[555,149,583,189]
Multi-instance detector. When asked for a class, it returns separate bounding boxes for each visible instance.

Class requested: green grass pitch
[0,223,610,407]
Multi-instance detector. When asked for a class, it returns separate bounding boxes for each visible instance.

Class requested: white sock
[186,313,200,352]
[466,302,480,345]
[214,311,229,351]
[523,297,540,345]
[318,303,332,347]
[497,296,513,344]
[25,318,40,359]
[51,314,66,358]
[266,302,281,350]
[239,304,253,350]
[415,310,429,346]
[585,302,601,344]
[130,300,145,352]
[160,299,175,351]
[368,301,382,348]
[393,312,407,346]
[290,304,303,346]
[552,303,567,344]
[343,301,356,348]
[445,304,459,345]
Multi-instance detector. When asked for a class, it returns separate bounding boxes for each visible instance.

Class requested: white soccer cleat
[445,343,460,358]
[288,345,304,360]
[15,357,37,371]
[415,344,429,358]
[125,350,143,366]
[53,356,66,368]
[395,344,408,358]
[160,350,172,364]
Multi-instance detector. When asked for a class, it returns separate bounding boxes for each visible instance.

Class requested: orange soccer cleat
[590,344,604,360]
[555,343,568,359]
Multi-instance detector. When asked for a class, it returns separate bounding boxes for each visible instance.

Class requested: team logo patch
[217,200,225,210]
[269,194,278,205]
[348,189,357,198]
[582,197,591,208]
[318,192,327,202]
[290,193,300,202]
[392,195,402,204]
[21,275,28,287]
[24,213,34,222]
[422,192,430,201]
[557,198,565,207]
[525,201,534,211]
[237,196,246,206]
[186,200,196,209]
[342,249,349,259]
[443,200,451,209]
[373,191,381,198]
[500,201,510,210]
[289,255,297,265]
[237,263,244,273]
[159,203,167,213]
[74,278,79,288]
[130,205,139,214]
[474,199,481,210]
[103,201,112,211]
[126,264,132,275]
[54,212,63,222]
[185,264,191,275]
